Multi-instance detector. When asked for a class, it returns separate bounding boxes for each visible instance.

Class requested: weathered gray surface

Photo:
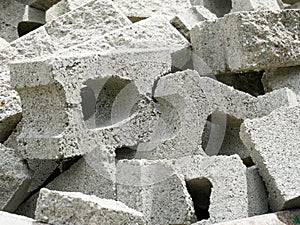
[0,211,45,225]
[171,6,217,40]
[174,155,248,224]
[117,159,196,224]
[47,145,116,199]
[246,166,269,217]
[35,188,145,225]
[241,105,300,211]
[191,10,300,76]
[0,144,31,212]
[231,0,280,12]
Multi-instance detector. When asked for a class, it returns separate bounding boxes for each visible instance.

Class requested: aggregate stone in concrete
[10,50,164,160]
[210,209,300,225]
[0,144,31,212]
[240,105,300,211]
[173,155,248,224]
[134,70,297,160]
[0,211,46,225]
[35,188,145,225]
[171,6,217,41]
[111,0,193,20]
[231,0,280,12]
[246,166,269,217]
[46,145,116,200]
[191,10,300,76]
[116,159,196,224]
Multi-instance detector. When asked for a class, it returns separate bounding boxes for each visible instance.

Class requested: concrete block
[240,105,300,211]
[246,166,269,217]
[0,144,31,212]
[116,159,196,224]
[0,38,9,50]
[16,0,61,11]
[111,0,192,21]
[46,0,91,22]
[191,10,300,76]
[287,1,300,8]
[231,0,281,12]
[135,70,296,160]
[190,0,233,17]
[15,192,39,219]
[46,145,116,199]
[0,73,22,142]
[210,209,300,225]
[10,50,165,160]
[171,6,217,41]
[0,211,46,225]
[35,188,145,225]
[263,66,300,102]
[173,155,248,224]
[282,0,300,4]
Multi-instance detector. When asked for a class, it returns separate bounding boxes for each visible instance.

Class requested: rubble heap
[0,0,300,224]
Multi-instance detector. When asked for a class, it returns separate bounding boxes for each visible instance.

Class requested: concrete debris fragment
[0,144,31,212]
[16,0,61,11]
[191,10,300,76]
[241,105,300,211]
[116,159,196,224]
[0,211,46,225]
[231,0,281,12]
[35,188,146,225]
[171,6,217,41]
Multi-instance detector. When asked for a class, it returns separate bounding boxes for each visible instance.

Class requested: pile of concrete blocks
[0,0,300,224]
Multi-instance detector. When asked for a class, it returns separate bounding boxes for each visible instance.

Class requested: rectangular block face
[241,106,300,211]
[192,10,300,75]
[35,188,145,225]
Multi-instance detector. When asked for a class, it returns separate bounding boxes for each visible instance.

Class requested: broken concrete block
[191,10,300,76]
[16,0,61,11]
[190,0,233,17]
[35,188,145,225]
[15,192,39,219]
[171,6,217,41]
[0,1,45,42]
[173,155,248,224]
[262,66,300,102]
[46,0,93,22]
[0,38,9,50]
[0,144,31,212]
[287,1,300,8]
[209,209,300,225]
[46,145,116,199]
[246,166,269,217]
[240,105,300,211]
[111,0,192,21]
[0,211,46,225]
[231,0,281,12]
[116,159,196,224]
[135,70,296,160]
[282,0,300,4]
[0,73,22,143]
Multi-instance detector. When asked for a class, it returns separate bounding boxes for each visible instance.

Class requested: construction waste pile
[0,0,300,224]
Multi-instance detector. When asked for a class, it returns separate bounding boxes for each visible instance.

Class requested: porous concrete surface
[173,155,248,224]
[116,159,196,224]
[241,105,300,212]
[35,188,145,225]
[0,211,46,225]
[0,144,31,212]
[191,10,300,76]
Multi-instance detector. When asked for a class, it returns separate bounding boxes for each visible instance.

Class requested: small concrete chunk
[241,105,300,211]
[47,145,116,199]
[16,0,61,11]
[0,211,46,225]
[0,144,31,212]
[35,188,145,225]
[171,6,217,40]
[117,159,196,224]
[190,0,233,17]
[173,155,248,224]
[231,0,281,12]
[210,209,300,225]
[191,10,300,76]
[246,166,269,217]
